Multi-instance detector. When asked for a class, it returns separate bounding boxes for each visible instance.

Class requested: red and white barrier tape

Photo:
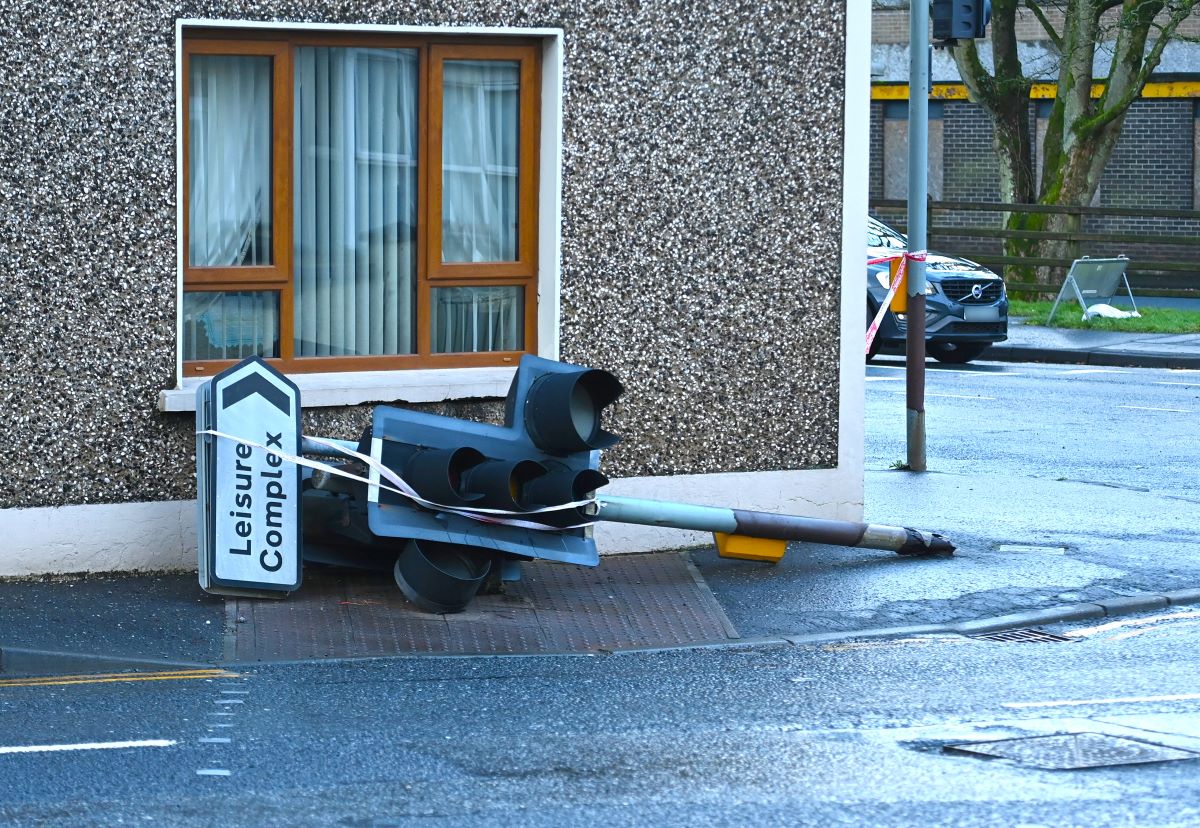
[198,430,593,531]
[865,250,927,355]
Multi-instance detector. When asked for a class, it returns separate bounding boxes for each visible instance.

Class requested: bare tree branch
[1080,1,1196,135]
[1025,0,1065,48]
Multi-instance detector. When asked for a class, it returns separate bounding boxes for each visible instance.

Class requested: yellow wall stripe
[872,80,1200,101]
[0,669,236,688]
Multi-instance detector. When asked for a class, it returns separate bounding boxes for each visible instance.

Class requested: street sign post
[197,357,302,598]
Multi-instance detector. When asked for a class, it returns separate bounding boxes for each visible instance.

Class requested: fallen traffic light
[301,354,624,611]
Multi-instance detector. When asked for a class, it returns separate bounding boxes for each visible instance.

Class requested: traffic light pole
[299,438,955,556]
[591,495,954,556]
[906,0,929,472]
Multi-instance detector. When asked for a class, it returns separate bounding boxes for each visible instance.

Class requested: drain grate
[946,732,1200,770]
[970,627,1074,643]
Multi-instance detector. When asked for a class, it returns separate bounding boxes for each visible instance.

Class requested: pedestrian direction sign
[197,357,302,598]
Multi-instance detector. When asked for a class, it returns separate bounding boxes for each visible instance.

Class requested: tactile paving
[225,552,738,661]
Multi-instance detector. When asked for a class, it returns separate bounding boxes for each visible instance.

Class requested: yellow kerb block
[713,532,787,564]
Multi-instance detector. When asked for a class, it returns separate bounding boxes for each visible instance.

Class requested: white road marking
[196,769,232,777]
[930,368,1024,377]
[199,737,232,744]
[887,391,996,400]
[1120,405,1191,413]
[1004,693,1200,710]
[997,544,1066,554]
[871,365,1023,377]
[1065,611,1200,638]
[214,699,244,705]
[0,739,175,755]
[220,690,250,695]
[1154,381,1198,386]
[1063,369,1129,375]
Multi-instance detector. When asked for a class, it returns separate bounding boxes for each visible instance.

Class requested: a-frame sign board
[196,357,302,598]
[1047,256,1137,323]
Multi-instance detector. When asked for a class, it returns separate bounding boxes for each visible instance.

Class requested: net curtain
[293,47,419,357]
[187,55,273,268]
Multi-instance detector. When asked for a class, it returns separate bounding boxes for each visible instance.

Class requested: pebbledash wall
[0,2,871,576]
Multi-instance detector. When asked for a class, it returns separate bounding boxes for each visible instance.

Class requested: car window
[867,219,906,250]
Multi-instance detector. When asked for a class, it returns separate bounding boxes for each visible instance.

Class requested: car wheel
[927,341,989,364]
[866,302,882,362]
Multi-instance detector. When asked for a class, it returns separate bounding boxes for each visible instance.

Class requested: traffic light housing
[933,0,991,42]
[300,354,623,612]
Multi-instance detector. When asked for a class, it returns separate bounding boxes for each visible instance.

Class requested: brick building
[871,2,1200,279]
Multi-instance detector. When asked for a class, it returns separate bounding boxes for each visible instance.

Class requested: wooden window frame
[181,29,540,377]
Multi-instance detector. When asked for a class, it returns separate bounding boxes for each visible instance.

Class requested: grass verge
[1009,300,1200,333]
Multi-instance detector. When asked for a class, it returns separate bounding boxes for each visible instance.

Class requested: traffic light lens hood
[461,458,548,511]
[521,467,609,510]
[393,539,492,614]
[525,369,623,454]
[404,446,486,506]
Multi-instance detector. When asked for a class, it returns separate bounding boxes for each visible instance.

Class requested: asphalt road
[864,357,1200,499]
[2,607,1200,826]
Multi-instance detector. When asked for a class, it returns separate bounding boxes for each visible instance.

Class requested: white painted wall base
[0,466,863,576]
[0,500,197,578]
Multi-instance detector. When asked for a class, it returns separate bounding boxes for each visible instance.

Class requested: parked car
[866,217,1008,364]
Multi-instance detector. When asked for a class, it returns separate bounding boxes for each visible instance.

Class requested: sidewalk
[987,323,1200,369]
[986,304,1200,369]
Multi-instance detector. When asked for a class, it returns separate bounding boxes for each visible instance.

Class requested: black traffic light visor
[525,369,623,454]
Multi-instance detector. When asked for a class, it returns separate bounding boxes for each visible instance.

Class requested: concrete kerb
[984,344,1200,370]
[781,588,1200,647]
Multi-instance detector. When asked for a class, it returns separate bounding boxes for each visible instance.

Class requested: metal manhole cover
[970,627,1074,643]
[945,732,1200,770]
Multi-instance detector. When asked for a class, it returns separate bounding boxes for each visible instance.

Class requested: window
[182,30,541,376]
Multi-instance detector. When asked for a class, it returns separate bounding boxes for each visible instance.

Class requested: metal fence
[869,198,1200,297]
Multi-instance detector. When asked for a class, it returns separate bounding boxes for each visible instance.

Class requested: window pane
[294,47,418,357]
[442,60,520,263]
[182,291,279,361]
[431,286,523,353]
[189,55,273,267]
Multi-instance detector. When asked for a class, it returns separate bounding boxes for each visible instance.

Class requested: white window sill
[158,366,517,412]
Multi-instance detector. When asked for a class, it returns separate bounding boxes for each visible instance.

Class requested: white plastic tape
[198,430,593,532]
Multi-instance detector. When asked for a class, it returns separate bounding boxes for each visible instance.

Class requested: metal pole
[301,438,955,556]
[906,1,929,471]
[593,495,954,556]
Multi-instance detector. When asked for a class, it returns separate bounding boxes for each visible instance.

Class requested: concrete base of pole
[907,409,927,471]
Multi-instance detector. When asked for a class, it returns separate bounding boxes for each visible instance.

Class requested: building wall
[0,1,864,572]
[872,93,1200,270]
